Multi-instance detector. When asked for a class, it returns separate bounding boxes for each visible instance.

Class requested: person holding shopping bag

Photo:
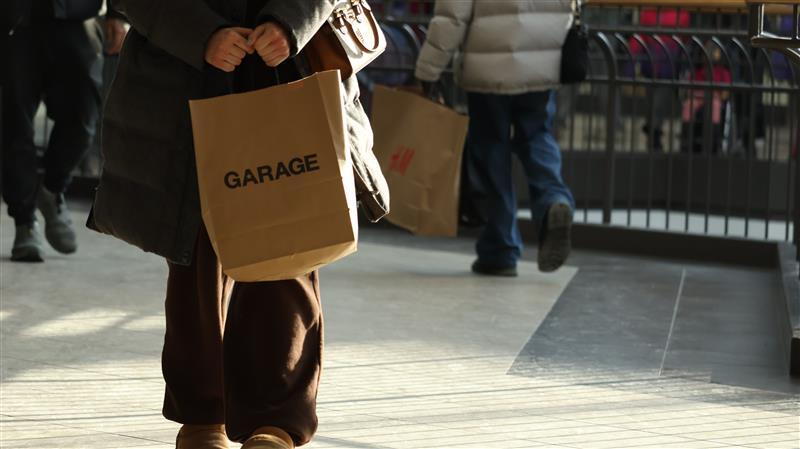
[416,0,577,276]
[88,0,387,448]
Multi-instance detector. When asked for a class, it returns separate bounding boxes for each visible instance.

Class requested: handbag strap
[335,0,383,53]
[573,0,583,25]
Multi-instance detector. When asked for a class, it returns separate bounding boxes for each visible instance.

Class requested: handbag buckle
[333,9,348,30]
[350,0,365,21]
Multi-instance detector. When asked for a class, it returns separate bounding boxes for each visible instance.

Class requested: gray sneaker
[37,188,77,254]
[538,202,573,273]
[11,223,45,262]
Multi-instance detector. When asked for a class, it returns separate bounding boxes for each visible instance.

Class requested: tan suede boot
[175,424,229,449]
[241,426,294,449]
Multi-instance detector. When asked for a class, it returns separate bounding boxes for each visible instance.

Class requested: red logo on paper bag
[389,146,415,175]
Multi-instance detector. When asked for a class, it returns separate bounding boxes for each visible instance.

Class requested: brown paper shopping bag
[189,71,358,282]
[371,85,469,237]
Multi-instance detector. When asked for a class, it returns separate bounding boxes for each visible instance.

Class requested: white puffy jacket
[415,0,574,95]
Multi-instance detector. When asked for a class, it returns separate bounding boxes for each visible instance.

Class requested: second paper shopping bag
[189,71,358,282]
[372,85,469,237]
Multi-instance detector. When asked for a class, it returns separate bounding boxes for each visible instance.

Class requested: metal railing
[559,1,799,242]
[368,0,800,243]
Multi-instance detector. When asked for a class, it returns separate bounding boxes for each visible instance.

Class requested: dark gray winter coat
[89,0,389,265]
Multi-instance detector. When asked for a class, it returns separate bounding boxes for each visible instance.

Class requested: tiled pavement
[1,205,798,448]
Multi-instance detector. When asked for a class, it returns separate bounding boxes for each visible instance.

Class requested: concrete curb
[777,243,800,377]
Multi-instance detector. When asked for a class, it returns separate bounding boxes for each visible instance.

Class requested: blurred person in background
[627,7,691,152]
[82,2,130,177]
[680,41,733,154]
[1,0,127,262]
[416,0,576,276]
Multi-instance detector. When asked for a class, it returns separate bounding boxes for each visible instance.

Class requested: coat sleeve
[113,0,229,71]
[414,0,474,82]
[256,0,336,58]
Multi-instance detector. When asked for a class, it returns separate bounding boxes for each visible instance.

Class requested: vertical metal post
[595,33,619,225]
[793,88,800,266]
[787,91,797,243]
[604,82,617,225]
[0,87,3,198]
[795,129,800,266]
[749,5,765,39]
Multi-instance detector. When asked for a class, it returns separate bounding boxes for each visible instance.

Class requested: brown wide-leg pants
[162,228,322,445]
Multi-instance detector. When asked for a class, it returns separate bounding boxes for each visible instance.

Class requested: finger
[254,31,283,53]
[256,36,287,53]
[254,24,279,42]
[231,27,252,37]
[261,51,289,62]
[246,26,265,47]
[228,28,253,53]
[257,40,288,60]
[264,52,289,67]
[228,46,246,60]
[232,35,254,54]
[235,40,254,54]
[254,37,272,54]
[217,60,236,72]
[258,44,289,62]
[221,54,242,66]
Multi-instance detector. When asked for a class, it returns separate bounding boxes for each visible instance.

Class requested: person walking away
[87,0,387,448]
[680,41,733,154]
[1,0,123,262]
[82,5,130,177]
[415,0,576,276]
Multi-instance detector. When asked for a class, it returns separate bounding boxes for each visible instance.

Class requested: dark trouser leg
[224,269,322,446]
[458,141,488,226]
[163,228,322,446]
[467,92,519,268]
[510,90,575,224]
[1,25,45,226]
[162,228,229,425]
[651,86,673,133]
[41,19,101,194]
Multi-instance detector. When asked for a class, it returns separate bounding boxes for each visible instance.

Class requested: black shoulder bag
[560,0,589,84]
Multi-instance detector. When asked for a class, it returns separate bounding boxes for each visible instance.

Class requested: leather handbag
[305,0,387,80]
[560,0,589,84]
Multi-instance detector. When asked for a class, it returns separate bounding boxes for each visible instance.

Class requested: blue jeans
[467,90,575,268]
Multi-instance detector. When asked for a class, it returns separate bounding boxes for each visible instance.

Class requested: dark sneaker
[471,260,518,277]
[538,202,573,273]
[37,188,77,254]
[11,223,44,262]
